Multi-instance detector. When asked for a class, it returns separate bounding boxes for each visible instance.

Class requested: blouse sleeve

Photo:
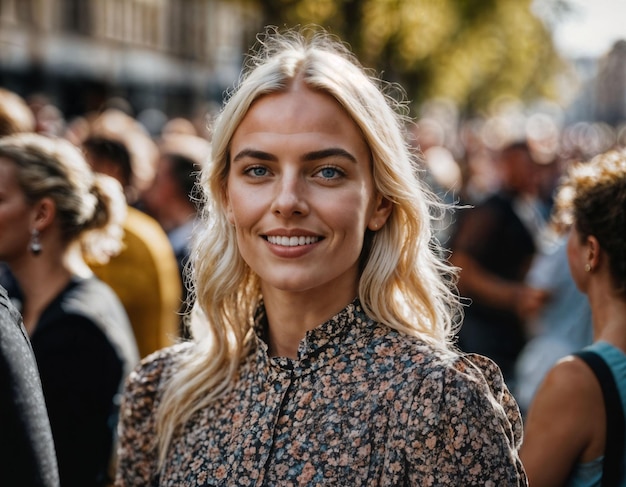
[405,353,527,486]
[115,347,182,486]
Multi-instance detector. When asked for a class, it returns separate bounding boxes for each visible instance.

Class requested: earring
[584,263,591,272]
[29,229,42,256]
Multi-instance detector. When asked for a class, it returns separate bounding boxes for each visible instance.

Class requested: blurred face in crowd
[142,155,175,224]
[0,158,32,262]
[500,146,538,195]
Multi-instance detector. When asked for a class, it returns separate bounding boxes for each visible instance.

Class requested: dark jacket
[0,284,60,487]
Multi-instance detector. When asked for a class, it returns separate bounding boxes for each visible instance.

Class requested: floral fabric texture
[116,300,527,486]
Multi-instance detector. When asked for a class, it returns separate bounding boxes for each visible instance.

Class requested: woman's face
[0,158,33,263]
[226,85,390,301]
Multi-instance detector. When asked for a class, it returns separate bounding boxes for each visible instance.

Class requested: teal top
[567,341,626,487]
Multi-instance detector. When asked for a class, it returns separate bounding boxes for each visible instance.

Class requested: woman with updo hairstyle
[521,149,626,486]
[0,133,139,487]
[116,27,526,486]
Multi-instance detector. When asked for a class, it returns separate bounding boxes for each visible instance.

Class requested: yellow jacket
[89,206,182,358]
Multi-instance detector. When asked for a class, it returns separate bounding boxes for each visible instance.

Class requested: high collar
[249,297,371,379]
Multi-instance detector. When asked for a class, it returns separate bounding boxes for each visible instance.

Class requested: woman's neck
[261,286,356,359]
[588,278,626,352]
[10,251,78,335]
[593,301,626,351]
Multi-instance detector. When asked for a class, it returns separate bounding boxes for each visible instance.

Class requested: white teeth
[267,235,320,246]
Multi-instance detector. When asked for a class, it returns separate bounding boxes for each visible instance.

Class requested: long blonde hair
[156,26,461,464]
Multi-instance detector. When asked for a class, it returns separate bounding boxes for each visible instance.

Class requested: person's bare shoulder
[521,352,604,485]
[540,354,600,406]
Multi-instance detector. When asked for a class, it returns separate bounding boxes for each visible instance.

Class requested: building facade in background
[1,1,625,134]
[0,0,260,119]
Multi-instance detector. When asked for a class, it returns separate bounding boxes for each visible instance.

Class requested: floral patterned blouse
[115,300,527,486]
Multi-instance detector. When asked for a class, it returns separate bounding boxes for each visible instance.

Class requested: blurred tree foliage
[251,0,568,116]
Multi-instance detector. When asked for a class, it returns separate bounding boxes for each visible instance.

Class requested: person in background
[160,116,200,138]
[85,108,158,206]
[115,27,526,486]
[0,87,36,136]
[81,125,182,356]
[142,149,199,285]
[0,133,139,487]
[26,93,66,137]
[521,149,626,486]
[449,140,550,386]
[142,134,211,335]
[0,87,37,297]
[0,283,59,487]
[514,229,593,416]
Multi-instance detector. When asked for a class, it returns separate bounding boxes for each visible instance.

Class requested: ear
[586,235,601,270]
[31,197,56,231]
[367,193,393,231]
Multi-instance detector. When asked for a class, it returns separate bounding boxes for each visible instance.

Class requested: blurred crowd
[407,97,624,415]
[0,84,624,485]
[1,86,214,345]
[0,86,211,486]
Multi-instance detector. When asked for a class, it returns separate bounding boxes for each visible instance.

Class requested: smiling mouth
[265,235,322,246]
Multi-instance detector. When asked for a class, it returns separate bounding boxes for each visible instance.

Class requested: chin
[268,280,315,293]
[260,274,323,294]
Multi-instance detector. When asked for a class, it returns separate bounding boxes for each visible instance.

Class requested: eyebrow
[232,149,276,163]
[302,148,357,163]
[232,147,357,163]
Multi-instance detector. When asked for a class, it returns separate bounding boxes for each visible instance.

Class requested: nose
[270,173,309,217]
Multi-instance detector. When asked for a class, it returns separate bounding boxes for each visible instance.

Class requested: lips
[266,235,322,247]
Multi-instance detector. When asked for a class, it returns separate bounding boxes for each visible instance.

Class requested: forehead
[234,85,363,140]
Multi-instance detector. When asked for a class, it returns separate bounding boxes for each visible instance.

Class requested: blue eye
[318,167,342,179]
[246,166,268,177]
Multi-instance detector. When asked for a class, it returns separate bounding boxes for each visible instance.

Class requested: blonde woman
[0,133,139,487]
[116,28,527,486]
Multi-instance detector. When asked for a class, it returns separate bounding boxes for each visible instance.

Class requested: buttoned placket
[223,340,297,485]
[222,300,359,485]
